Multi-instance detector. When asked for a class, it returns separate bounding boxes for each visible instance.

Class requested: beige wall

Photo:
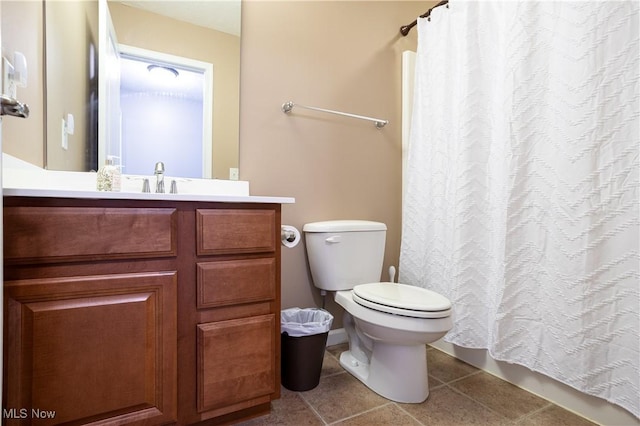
[109,2,240,180]
[1,1,44,167]
[2,1,96,171]
[45,0,98,172]
[240,1,431,326]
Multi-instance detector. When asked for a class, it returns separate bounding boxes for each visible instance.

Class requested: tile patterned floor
[238,344,597,426]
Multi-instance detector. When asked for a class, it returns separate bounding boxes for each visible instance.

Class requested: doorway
[118,45,213,178]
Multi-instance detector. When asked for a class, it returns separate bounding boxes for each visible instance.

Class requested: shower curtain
[399,1,639,417]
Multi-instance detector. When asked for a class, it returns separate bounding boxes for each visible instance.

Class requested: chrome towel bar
[282,101,388,129]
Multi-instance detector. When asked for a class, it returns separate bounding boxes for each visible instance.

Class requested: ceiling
[121,1,241,36]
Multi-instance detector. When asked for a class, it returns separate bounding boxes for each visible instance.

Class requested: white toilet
[303,220,452,403]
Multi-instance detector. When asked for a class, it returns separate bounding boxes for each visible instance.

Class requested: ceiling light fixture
[147,64,179,78]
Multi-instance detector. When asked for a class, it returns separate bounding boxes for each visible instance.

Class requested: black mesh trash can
[281,308,333,391]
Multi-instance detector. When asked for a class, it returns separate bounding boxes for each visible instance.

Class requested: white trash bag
[281,308,333,337]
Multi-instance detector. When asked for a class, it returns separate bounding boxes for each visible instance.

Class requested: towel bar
[282,101,388,128]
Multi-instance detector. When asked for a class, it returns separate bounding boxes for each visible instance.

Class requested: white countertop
[3,187,295,204]
[2,154,295,204]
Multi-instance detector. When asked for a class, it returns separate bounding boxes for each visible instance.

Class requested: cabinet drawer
[4,207,177,264]
[196,209,275,255]
[197,258,276,309]
[197,315,275,413]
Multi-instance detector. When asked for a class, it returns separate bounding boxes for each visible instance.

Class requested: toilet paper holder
[281,225,301,248]
[282,229,296,243]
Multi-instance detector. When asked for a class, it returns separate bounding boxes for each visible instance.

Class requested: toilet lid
[353,282,451,319]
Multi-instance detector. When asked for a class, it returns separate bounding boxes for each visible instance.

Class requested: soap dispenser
[97,156,121,191]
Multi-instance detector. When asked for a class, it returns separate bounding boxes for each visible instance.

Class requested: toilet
[303,220,452,403]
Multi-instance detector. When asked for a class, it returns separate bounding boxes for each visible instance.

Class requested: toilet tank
[303,220,387,291]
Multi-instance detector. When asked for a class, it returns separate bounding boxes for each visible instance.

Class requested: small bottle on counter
[96,156,121,191]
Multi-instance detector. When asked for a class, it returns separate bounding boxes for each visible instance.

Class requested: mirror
[43,0,241,179]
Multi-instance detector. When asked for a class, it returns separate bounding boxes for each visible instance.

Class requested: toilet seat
[353,282,451,319]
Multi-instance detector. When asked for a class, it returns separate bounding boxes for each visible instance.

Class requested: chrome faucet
[154,162,165,193]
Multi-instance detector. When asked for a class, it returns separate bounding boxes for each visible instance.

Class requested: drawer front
[197,258,275,309]
[4,207,177,263]
[196,209,276,255]
[197,315,275,413]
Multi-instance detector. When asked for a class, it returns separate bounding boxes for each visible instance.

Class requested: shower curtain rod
[282,101,389,128]
[400,0,449,36]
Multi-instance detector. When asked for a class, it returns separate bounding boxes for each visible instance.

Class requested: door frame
[118,44,214,178]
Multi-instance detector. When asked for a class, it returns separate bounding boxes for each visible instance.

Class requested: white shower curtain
[399,1,639,417]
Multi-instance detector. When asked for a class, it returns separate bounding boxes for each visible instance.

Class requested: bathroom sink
[1,154,299,203]
[121,174,249,196]
[2,154,250,197]
[3,168,250,197]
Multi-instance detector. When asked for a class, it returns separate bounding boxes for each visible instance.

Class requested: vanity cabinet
[183,208,281,425]
[3,197,282,426]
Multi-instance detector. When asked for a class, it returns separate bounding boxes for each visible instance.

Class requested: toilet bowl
[303,220,453,403]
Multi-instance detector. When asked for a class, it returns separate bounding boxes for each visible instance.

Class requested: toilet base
[339,342,429,403]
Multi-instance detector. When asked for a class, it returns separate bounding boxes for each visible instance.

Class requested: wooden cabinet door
[4,272,177,426]
[197,314,275,418]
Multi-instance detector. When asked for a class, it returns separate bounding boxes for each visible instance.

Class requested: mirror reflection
[45,0,99,173]
[44,0,241,179]
[119,47,211,178]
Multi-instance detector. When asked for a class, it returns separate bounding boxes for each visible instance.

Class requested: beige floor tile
[517,405,597,426]
[236,387,323,426]
[451,372,549,420]
[321,351,344,377]
[333,403,422,426]
[263,349,596,426]
[299,372,388,423]
[427,348,479,383]
[327,343,348,359]
[400,386,509,426]
[428,374,445,390]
